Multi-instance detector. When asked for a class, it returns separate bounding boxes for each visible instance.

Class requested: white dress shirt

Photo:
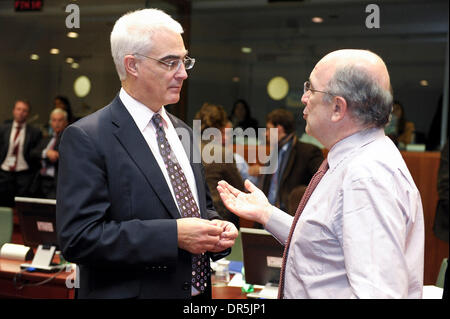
[1,121,29,172]
[119,88,200,215]
[266,128,424,298]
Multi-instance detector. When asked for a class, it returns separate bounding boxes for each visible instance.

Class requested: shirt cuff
[264,206,293,246]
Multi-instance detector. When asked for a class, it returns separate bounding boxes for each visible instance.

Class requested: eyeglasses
[303,81,335,96]
[133,53,195,72]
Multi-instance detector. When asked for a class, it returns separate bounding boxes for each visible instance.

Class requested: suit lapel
[23,124,32,154]
[110,97,180,220]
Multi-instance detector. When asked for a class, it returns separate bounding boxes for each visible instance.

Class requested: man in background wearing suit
[56,8,238,299]
[260,108,323,216]
[0,100,42,207]
[30,108,68,199]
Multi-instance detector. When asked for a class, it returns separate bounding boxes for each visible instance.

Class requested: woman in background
[195,103,245,229]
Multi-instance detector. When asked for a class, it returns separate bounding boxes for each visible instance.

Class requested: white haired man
[30,108,68,199]
[56,8,237,299]
[218,49,424,298]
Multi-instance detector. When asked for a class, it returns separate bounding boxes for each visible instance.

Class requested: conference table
[0,257,257,299]
[0,257,75,299]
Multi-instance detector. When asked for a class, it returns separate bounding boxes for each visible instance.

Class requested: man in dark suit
[56,8,238,299]
[0,100,42,207]
[30,108,68,199]
[260,109,324,215]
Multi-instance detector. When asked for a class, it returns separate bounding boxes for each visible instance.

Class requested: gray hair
[50,108,68,121]
[110,8,184,81]
[324,65,393,128]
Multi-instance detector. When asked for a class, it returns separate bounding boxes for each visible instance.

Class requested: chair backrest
[436,258,448,288]
[0,206,13,249]
[227,231,243,262]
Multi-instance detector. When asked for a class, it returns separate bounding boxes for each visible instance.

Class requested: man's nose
[301,92,309,105]
[175,63,188,80]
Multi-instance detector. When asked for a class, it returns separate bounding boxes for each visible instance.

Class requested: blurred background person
[195,103,245,229]
[30,108,68,199]
[54,95,75,124]
[224,120,259,185]
[229,99,259,131]
[385,100,415,148]
[259,109,323,216]
[0,100,42,206]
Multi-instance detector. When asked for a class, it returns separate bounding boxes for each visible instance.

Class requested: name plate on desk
[406,144,426,152]
[267,256,282,268]
[0,243,34,261]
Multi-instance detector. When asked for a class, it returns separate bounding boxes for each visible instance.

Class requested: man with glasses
[218,49,424,298]
[56,8,237,299]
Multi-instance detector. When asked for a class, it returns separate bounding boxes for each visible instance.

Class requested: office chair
[436,258,448,288]
[227,231,243,262]
[0,206,13,249]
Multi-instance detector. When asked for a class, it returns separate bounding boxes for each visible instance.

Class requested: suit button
[182,282,190,291]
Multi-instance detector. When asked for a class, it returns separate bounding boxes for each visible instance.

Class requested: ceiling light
[30,54,39,60]
[65,57,74,64]
[50,48,60,55]
[312,17,324,23]
[67,32,79,38]
[71,62,80,69]
[241,47,252,54]
[420,80,428,86]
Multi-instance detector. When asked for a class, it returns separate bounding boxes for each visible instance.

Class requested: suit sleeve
[56,125,178,269]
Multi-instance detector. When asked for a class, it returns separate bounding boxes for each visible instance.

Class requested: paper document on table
[227,273,244,287]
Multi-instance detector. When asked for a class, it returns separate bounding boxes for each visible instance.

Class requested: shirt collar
[13,120,24,129]
[327,127,385,171]
[119,87,171,132]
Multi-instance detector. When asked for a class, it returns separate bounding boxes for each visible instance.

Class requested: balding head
[316,49,393,129]
[318,49,390,90]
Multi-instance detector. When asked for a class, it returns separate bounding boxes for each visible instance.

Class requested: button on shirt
[265,128,424,298]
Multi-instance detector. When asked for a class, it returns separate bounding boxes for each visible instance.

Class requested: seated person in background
[30,108,68,199]
[224,120,259,185]
[195,103,245,229]
[229,99,259,131]
[384,100,415,147]
[259,109,323,215]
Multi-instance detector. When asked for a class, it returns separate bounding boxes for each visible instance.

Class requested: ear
[276,124,286,135]
[124,55,139,77]
[331,96,347,122]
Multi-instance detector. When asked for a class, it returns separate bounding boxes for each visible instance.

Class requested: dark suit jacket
[260,136,324,215]
[29,134,62,197]
[0,122,42,171]
[56,95,229,299]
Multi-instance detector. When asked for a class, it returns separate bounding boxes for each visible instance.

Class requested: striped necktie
[151,113,210,294]
[9,124,23,171]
